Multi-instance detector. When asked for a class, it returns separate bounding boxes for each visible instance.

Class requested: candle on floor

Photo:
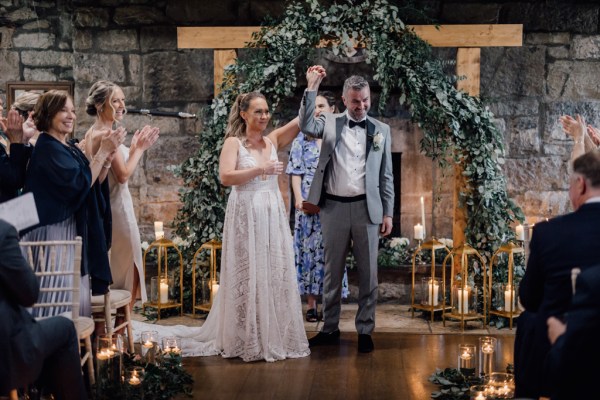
[504,285,515,312]
[160,278,169,303]
[428,279,439,306]
[457,287,469,314]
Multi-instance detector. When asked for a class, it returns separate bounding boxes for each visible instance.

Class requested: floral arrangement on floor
[378,237,411,267]
[429,365,513,400]
[94,350,193,400]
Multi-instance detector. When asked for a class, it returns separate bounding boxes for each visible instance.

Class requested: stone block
[144,136,198,186]
[142,51,213,103]
[503,3,598,34]
[139,200,182,227]
[21,20,51,30]
[544,100,600,142]
[0,51,20,80]
[121,114,182,136]
[481,46,545,98]
[119,86,143,106]
[543,143,570,158]
[12,32,54,49]
[72,53,126,83]
[507,117,541,156]
[0,27,15,49]
[96,29,139,52]
[73,30,92,51]
[519,190,572,219]
[547,61,600,101]
[128,54,141,85]
[504,157,569,193]
[572,35,600,60]
[441,3,500,24]
[525,32,570,45]
[6,7,38,23]
[547,46,569,60]
[21,50,73,67]
[487,99,538,118]
[166,0,243,24]
[74,8,109,28]
[140,26,177,52]
[114,6,166,25]
[23,68,57,81]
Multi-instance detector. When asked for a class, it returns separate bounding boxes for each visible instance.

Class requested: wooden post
[214,49,237,96]
[453,48,481,249]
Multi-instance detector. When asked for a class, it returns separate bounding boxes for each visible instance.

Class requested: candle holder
[192,239,222,317]
[478,336,497,377]
[488,242,524,329]
[457,344,476,376]
[95,334,123,396]
[442,244,487,331]
[125,367,144,400]
[161,336,182,365]
[142,236,184,320]
[140,330,159,364]
[469,385,494,400]
[484,372,515,399]
[410,239,452,322]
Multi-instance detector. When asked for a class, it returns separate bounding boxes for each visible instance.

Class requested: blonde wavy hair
[85,80,125,120]
[224,91,266,140]
[12,91,41,116]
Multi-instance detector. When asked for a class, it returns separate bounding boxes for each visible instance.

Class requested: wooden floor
[178,332,514,400]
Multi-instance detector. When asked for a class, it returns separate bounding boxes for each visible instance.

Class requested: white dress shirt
[325,111,367,197]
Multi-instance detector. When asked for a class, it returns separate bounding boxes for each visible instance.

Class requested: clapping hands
[131,125,160,152]
[99,126,126,154]
[1,109,25,144]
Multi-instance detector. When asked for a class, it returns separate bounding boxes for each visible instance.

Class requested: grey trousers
[320,198,379,335]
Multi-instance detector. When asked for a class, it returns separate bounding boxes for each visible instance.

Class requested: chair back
[19,237,83,319]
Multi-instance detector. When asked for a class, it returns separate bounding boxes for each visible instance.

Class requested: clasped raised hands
[306,65,327,91]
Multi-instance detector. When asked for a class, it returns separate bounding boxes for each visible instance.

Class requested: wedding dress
[133,137,310,362]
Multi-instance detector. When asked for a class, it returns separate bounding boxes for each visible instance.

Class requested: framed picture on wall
[5,81,75,110]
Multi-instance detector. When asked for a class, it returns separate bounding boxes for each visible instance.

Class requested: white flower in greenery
[438,238,453,248]
[372,131,384,151]
[389,237,409,249]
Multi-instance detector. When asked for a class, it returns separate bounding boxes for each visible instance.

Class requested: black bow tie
[349,119,366,129]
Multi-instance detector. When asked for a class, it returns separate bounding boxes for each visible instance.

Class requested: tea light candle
[414,223,424,240]
[143,340,153,348]
[474,393,486,400]
[160,278,169,303]
[129,372,141,386]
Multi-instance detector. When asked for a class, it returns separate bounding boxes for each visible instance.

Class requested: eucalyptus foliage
[174,0,523,289]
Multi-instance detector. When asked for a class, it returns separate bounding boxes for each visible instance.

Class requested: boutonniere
[372,131,384,151]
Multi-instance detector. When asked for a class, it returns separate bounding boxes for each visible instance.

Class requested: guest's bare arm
[291,174,303,210]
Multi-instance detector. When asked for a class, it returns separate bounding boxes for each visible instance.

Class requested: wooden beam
[178,24,522,49]
[214,49,237,96]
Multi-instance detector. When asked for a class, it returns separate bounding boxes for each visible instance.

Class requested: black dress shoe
[358,334,374,353]
[308,329,341,347]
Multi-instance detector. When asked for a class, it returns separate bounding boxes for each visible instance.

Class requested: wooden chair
[19,237,95,385]
[91,289,135,353]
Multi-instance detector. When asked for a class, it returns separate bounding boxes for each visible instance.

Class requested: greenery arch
[174,0,523,274]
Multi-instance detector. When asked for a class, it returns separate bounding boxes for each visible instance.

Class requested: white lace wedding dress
[133,137,310,362]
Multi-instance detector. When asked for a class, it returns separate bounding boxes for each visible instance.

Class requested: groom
[299,65,394,353]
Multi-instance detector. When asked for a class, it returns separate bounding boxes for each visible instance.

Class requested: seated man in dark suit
[546,265,600,400]
[0,219,87,400]
[515,149,600,398]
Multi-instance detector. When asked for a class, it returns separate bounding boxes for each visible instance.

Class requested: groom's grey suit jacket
[299,90,394,224]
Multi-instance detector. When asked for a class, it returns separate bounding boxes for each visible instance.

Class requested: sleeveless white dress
[108,145,147,303]
[132,138,310,362]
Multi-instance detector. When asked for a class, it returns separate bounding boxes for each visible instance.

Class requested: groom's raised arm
[299,65,327,138]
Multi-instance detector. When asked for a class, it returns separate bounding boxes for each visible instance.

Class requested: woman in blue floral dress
[286,91,349,322]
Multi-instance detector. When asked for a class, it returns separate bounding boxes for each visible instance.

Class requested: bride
[135,88,316,362]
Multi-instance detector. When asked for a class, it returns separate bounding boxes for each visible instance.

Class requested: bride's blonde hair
[224,91,266,140]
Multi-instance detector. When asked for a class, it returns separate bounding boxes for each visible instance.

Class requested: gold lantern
[142,237,184,320]
[442,244,487,330]
[488,242,523,329]
[192,239,222,317]
[411,238,452,322]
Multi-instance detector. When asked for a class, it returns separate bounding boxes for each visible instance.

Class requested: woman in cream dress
[85,80,159,309]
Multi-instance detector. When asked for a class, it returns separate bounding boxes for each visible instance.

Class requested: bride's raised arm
[266,117,300,150]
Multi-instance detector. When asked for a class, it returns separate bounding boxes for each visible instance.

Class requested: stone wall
[1,0,598,241]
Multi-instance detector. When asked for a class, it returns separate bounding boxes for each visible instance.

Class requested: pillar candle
[414,223,424,240]
[160,279,168,303]
[457,288,469,314]
[504,285,515,312]
[515,224,524,241]
[154,221,163,233]
[428,280,439,306]
[212,283,220,301]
